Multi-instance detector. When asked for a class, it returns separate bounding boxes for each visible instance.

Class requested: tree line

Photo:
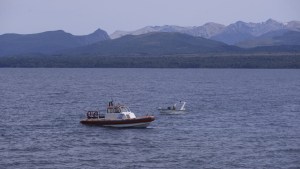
[0,53,300,68]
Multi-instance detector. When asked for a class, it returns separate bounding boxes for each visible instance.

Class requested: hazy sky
[1,0,300,35]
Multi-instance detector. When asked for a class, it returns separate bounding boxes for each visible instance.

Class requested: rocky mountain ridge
[1,19,300,57]
[110,19,300,45]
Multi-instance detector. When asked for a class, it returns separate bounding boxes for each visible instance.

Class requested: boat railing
[86,111,105,119]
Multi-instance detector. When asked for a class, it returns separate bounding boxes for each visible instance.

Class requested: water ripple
[0,68,300,169]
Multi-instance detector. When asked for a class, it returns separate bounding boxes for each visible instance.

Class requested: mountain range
[0,19,300,58]
[110,19,300,45]
[236,30,300,48]
[110,23,226,39]
[64,32,240,56]
[0,29,109,56]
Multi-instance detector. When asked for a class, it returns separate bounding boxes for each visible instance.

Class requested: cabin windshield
[107,105,130,113]
[120,107,130,112]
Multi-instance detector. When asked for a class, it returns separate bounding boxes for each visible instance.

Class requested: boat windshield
[107,105,131,113]
[120,106,130,112]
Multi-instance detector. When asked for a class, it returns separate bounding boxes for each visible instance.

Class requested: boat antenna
[111,98,114,106]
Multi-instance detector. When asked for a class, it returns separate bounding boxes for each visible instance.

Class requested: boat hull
[159,109,186,114]
[80,116,155,128]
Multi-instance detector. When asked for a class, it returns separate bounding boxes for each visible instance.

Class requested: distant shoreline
[1,53,300,68]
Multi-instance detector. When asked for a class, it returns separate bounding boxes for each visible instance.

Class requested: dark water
[0,68,300,169]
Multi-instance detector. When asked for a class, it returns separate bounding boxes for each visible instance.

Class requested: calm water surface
[0,68,299,169]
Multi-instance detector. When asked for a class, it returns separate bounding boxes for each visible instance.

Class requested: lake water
[0,68,300,169]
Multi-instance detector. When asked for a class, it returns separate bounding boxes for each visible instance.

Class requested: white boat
[158,101,187,114]
[80,101,155,128]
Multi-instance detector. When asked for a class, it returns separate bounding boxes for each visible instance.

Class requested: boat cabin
[105,101,136,120]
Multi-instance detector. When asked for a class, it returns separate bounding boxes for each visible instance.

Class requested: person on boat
[172,104,176,110]
[108,100,114,107]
